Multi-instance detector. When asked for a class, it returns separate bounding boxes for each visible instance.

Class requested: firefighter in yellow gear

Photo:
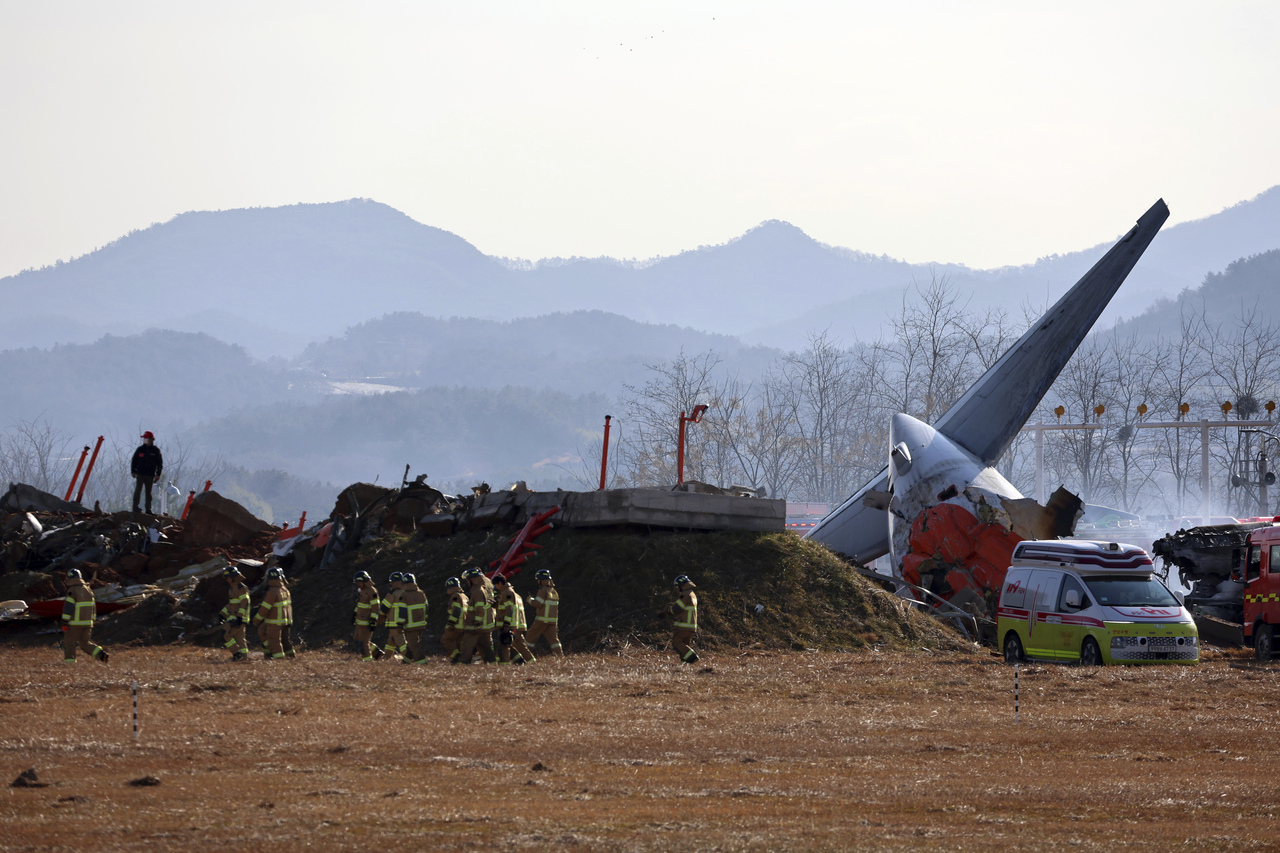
[377,572,408,659]
[399,572,429,664]
[441,576,469,664]
[459,568,497,664]
[524,569,563,657]
[667,575,700,664]
[493,574,533,664]
[352,571,383,661]
[220,567,251,661]
[60,568,108,664]
[280,574,297,659]
[252,567,293,660]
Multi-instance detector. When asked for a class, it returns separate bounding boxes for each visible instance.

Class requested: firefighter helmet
[353,570,371,583]
[223,566,243,579]
[389,571,404,583]
[462,568,482,581]
[535,569,552,581]
[402,572,417,586]
[66,568,83,580]
[266,567,285,581]
[444,576,461,589]
[674,574,694,588]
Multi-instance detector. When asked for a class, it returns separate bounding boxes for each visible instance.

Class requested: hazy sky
[3,1,1278,278]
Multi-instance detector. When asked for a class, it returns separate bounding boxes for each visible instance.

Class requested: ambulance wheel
[1255,624,1275,661]
[1080,637,1103,667]
[1003,632,1024,664]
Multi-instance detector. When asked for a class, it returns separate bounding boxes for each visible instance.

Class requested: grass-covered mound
[289,526,972,655]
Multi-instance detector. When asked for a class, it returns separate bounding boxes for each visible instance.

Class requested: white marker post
[1013,660,1024,722]
[132,679,139,742]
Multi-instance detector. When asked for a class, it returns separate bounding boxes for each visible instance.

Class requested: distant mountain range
[4,187,1279,358]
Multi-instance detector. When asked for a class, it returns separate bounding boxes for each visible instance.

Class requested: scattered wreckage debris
[0,484,278,629]
[10,768,47,788]
[1151,520,1274,646]
[1,471,803,651]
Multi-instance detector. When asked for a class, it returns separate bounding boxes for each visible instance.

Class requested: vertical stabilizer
[806,199,1169,563]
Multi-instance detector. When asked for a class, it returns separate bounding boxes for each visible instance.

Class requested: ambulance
[997,540,1199,666]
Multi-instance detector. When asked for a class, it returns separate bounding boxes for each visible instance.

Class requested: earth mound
[288,527,971,655]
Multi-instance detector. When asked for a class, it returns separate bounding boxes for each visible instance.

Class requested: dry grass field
[2,645,1278,852]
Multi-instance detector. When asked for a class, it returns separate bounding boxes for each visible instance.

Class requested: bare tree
[1045,338,1116,504]
[778,332,866,502]
[1104,332,1159,512]
[872,274,991,422]
[0,417,76,495]
[1194,303,1280,515]
[617,351,726,487]
[1144,308,1211,516]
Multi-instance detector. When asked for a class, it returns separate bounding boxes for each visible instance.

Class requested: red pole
[75,436,104,503]
[676,405,708,487]
[599,415,612,490]
[181,490,196,520]
[298,511,307,531]
[203,480,212,493]
[677,411,686,486]
[64,445,90,501]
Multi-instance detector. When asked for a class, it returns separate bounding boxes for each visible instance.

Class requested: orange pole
[599,415,612,490]
[676,405,708,486]
[203,480,212,492]
[181,490,196,520]
[677,412,687,485]
[75,436,104,503]
[64,445,90,501]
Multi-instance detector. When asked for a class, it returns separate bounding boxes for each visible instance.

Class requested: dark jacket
[131,443,163,478]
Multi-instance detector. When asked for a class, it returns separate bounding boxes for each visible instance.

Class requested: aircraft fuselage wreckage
[806,200,1170,622]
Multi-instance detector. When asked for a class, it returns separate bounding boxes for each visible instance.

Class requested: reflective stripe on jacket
[62,588,96,627]
[402,589,428,629]
[355,585,380,626]
[258,587,293,626]
[222,584,250,621]
[532,587,559,623]
[380,591,404,626]
[467,589,494,630]
[496,591,518,628]
[672,591,697,629]
[447,592,469,629]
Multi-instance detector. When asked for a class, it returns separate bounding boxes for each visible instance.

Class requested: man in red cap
[131,431,164,514]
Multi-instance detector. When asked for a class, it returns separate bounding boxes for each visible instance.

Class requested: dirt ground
[2,645,1278,852]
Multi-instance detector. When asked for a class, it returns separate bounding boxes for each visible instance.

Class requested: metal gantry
[1022,416,1275,520]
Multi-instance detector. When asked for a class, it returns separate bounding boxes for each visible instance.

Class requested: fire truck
[1241,524,1280,659]
[1152,518,1280,659]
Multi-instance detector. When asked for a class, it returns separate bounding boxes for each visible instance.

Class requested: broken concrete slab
[1,483,85,515]
[509,488,785,533]
[180,491,276,547]
[461,492,519,529]
[332,482,392,518]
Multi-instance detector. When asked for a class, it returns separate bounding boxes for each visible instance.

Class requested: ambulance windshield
[1082,576,1179,608]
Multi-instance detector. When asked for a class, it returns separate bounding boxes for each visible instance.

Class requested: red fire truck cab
[1243,524,1280,660]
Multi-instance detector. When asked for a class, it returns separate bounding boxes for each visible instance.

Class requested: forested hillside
[0,330,315,438]
[1113,248,1280,339]
[182,386,612,490]
[296,310,779,395]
